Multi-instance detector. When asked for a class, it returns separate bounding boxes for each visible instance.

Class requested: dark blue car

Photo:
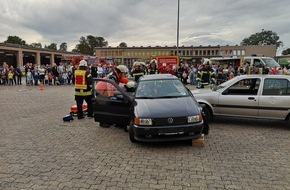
[92,74,205,143]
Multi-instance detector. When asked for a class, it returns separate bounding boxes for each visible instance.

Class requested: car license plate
[158,132,184,136]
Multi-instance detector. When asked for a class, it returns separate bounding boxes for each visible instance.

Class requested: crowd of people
[175,59,290,87]
[1,58,290,87]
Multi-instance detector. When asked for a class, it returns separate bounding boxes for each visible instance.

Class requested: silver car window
[223,78,260,95]
[262,79,290,95]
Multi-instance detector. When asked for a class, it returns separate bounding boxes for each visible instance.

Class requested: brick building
[95,45,277,68]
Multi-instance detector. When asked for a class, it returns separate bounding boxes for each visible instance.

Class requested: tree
[4,36,26,45]
[45,43,57,50]
[240,29,283,48]
[59,42,67,51]
[74,35,108,55]
[282,48,290,55]
[30,42,42,48]
[119,42,127,47]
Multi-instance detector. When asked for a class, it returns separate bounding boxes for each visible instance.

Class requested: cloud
[0,0,289,55]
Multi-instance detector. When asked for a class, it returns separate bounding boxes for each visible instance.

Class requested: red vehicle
[151,56,179,74]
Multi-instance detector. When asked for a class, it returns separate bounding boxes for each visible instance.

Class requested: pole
[177,0,180,57]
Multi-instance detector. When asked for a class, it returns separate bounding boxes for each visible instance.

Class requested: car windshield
[135,79,189,98]
[216,79,233,90]
[262,58,280,68]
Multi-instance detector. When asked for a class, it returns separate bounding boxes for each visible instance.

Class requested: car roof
[138,74,178,81]
[237,74,290,80]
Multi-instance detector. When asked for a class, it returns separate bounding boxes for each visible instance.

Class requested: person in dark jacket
[74,60,93,119]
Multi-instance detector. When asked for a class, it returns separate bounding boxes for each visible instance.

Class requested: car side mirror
[222,89,228,95]
[211,84,217,91]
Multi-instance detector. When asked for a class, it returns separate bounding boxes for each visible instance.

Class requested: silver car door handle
[248,97,256,101]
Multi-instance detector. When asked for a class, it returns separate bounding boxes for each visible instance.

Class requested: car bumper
[132,123,203,142]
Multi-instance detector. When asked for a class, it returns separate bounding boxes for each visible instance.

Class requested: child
[8,70,14,85]
[48,72,53,85]
[26,69,33,85]
[44,73,49,85]
[62,71,68,84]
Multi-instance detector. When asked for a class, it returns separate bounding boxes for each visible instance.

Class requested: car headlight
[187,114,202,123]
[134,117,152,126]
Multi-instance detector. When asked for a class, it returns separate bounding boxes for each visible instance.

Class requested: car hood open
[135,96,200,118]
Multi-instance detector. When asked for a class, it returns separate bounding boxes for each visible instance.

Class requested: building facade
[0,43,82,68]
[95,45,277,68]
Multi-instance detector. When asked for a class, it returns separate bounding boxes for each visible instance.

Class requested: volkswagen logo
[167,118,173,124]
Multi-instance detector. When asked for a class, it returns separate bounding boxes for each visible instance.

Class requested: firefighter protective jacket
[74,69,93,96]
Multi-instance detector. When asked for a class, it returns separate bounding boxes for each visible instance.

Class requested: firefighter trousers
[75,95,93,119]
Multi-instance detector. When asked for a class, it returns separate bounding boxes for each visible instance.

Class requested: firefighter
[74,60,93,119]
[146,59,160,75]
[96,64,130,128]
[108,64,129,84]
[196,60,216,88]
[131,62,145,82]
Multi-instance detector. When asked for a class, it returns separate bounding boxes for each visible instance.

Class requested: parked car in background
[92,74,205,143]
[192,75,290,124]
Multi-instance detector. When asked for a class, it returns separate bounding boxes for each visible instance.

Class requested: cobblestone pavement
[0,84,289,190]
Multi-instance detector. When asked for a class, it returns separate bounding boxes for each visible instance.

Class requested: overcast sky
[1,0,289,55]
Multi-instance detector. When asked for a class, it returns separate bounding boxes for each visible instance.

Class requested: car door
[92,78,133,125]
[259,78,290,119]
[217,77,261,117]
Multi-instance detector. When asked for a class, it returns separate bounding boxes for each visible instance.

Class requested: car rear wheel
[129,122,137,143]
[287,115,290,126]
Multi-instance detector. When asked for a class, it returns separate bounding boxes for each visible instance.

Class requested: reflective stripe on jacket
[75,89,92,96]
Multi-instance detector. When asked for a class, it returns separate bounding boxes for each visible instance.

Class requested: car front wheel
[202,106,212,123]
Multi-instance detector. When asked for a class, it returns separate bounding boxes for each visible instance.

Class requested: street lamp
[177,0,180,57]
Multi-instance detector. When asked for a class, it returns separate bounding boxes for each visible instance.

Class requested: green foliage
[240,29,283,48]
[74,35,108,55]
[4,36,26,45]
[282,48,290,55]
[45,43,57,50]
[59,42,67,51]
[30,42,42,48]
[119,42,127,47]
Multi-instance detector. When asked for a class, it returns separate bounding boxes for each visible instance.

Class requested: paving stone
[0,84,289,189]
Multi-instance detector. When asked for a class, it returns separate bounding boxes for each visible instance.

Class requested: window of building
[242,50,245,55]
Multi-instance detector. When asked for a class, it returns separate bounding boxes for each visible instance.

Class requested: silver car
[192,75,290,124]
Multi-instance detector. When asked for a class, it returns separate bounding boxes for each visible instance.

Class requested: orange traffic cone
[39,83,44,91]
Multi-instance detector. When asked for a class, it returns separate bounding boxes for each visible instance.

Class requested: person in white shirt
[97,64,103,78]
[38,65,46,84]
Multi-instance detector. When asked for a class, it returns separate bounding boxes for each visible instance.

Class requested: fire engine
[150,56,179,74]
